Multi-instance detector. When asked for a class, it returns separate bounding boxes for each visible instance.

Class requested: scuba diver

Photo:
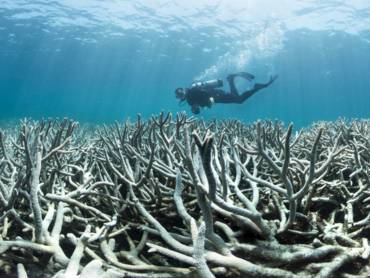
[175,72,278,114]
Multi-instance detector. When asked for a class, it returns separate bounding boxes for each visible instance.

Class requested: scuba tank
[191,79,223,89]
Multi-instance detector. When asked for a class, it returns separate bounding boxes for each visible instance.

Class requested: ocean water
[1,0,370,127]
[2,2,370,277]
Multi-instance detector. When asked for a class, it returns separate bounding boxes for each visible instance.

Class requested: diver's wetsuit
[185,74,272,108]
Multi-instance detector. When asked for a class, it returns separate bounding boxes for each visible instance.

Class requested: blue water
[1,0,370,128]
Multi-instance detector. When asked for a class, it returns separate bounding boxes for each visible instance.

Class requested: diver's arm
[191,105,201,114]
[207,97,214,108]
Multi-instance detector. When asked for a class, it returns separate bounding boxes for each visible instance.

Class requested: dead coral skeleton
[0,113,369,277]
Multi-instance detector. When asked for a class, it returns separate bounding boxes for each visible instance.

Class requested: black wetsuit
[185,74,268,108]
[185,87,223,108]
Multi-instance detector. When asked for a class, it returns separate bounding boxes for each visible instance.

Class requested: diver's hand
[207,97,214,108]
[191,105,201,114]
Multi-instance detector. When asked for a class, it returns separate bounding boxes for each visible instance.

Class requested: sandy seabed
[0,113,369,278]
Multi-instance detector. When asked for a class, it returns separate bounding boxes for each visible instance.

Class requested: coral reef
[0,113,369,277]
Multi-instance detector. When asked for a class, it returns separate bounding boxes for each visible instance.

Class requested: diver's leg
[213,92,251,104]
[226,74,239,95]
[236,75,278,104]
[226,72,256,95]
[236,90,257,103]
[235,72,255,81]
[251,75,278,91]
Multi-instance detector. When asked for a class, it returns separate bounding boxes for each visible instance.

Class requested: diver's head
[191,105,200,115]
[175,87,186,101]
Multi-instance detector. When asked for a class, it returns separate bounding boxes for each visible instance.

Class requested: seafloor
[0,112,369,278]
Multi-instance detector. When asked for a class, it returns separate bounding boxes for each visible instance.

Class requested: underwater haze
[1,0,370,127]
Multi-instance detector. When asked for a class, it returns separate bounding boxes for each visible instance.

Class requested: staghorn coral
[0,113,369,277]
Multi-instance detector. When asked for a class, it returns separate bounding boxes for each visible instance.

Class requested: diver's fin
[236,72,255,80]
